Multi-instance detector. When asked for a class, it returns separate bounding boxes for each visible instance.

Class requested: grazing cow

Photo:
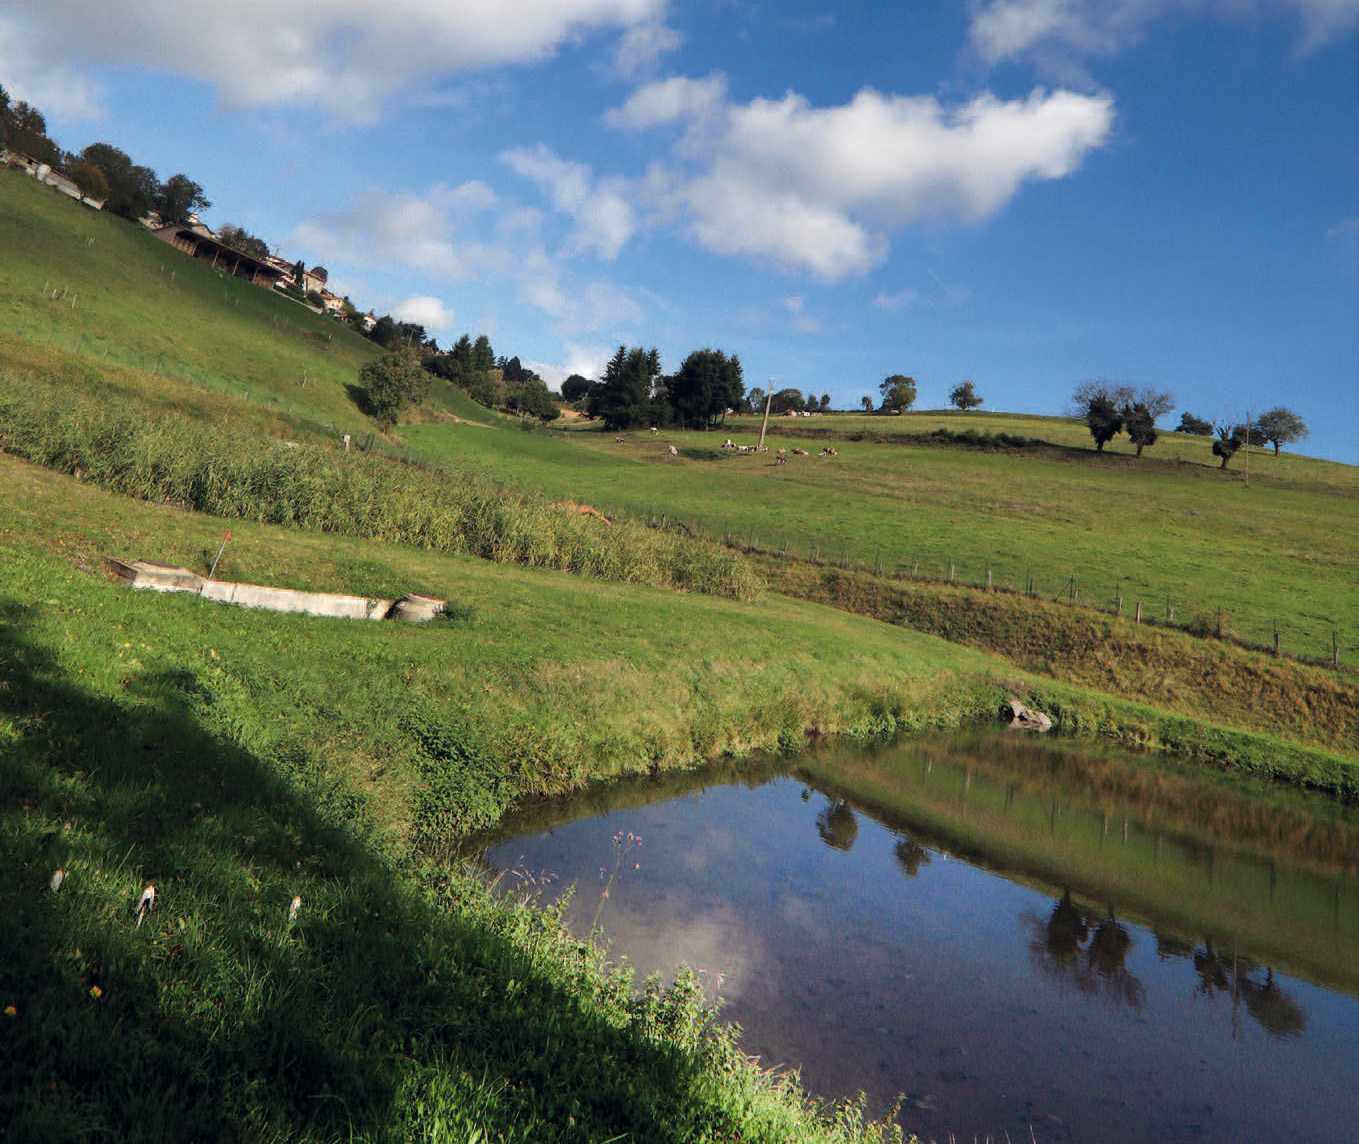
[615,436,626,443]
[793,448,809,456]
[650,427,659,433]
[722,439,736,449]
[669,444,678,455]
[819,446,838,457]
[775,449,787,465]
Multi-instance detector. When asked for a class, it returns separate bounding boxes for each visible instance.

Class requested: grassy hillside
[3,161,1357,1143]
[399,411,1357,662]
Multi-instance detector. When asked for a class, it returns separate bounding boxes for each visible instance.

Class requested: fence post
[1273,621,1279,657]
[1135,601,1141,624]
[1334,632,1340,669]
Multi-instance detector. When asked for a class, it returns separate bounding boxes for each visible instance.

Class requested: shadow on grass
[0,598,747,1144]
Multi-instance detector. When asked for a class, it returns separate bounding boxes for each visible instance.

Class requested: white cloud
[781,295,821,333]
[502,144,637,259]
[611,19,684,79]
[288,183,498,278]
[604,73,729,130]
[873,288,924,311]
[613,81,1113,279]
[2,0,667,114]
[0,14,100,118]
[391,294,455,330]
[968,0,1359,67]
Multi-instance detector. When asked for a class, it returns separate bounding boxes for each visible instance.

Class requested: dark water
[471,736,1359,1143]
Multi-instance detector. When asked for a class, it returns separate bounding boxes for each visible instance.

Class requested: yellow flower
[89,986,102,999]
[3,1005,16,1017]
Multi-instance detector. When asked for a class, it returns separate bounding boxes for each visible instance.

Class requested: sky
[3,0,1357,462]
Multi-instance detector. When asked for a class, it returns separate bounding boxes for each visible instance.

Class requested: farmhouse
[151,220,285,288]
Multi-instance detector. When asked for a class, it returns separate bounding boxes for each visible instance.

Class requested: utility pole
[1244,409,1251,488]
[758,378,774,451]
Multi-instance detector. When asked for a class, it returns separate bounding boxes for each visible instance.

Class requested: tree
[769,387,805,415]
[820,393,831,412]
[949,380,984,411]
[219,223,270,260]
[311,266,329,284]
[861,396,874,413]
[560,374,592,404]
[80,143,159,220]
[358,349,428,427]
[878,375,916,414]
[1123,402,1158,456]
[67,160,109,202]
[1256,407,1309,456]
[744,386,766,414]
[594,345,662,431]
[1212,424,1246,469]
[669,348,745,429]
[472,334,495,372]
[155,174,210,226]
[1072,379,1173,453]
[1086,396,1124,452]
[1176,412,1213,436]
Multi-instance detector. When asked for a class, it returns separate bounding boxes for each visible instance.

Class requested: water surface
[473,735,1359,1143]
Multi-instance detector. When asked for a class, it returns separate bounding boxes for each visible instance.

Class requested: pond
[467,734,1359,1143]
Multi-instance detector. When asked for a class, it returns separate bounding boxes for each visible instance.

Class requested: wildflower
[89,986,102,999]
[3,1005,15,1017]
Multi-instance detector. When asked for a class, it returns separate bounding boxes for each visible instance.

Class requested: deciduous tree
[1256,407,1309,456]
[358,349,428,427]
[155,174,210,226]
[1176,413,1213,436]
[1124,402,1158,456]
[219,223,270,260]
[949,380,984,410]
[878,375,916,414]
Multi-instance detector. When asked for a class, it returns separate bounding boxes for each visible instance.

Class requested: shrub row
[0,372,763,600]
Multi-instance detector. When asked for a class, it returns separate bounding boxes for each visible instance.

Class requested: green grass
[3,159,1358,1143]
[399,412,1358,661]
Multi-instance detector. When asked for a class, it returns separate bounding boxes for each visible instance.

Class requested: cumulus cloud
[2,0,667,113]
[502,145,637,259]
[288,183,498,278]
[968,0,1359,67]
[613,80,1113,279]
[391,295,455,329]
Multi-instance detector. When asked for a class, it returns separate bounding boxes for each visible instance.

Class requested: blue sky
[4,0,1357,461]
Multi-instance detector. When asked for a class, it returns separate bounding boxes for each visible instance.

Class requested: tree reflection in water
[1171,937,1309,1040]
[1026,889,1148,1010]
[816,798,859,851]
[893,838,932,877]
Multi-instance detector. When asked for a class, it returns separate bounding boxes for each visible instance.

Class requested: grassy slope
[3,165,1358,1141]
[399,413,1357,660]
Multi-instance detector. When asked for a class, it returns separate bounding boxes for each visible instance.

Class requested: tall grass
[0,371,762,601]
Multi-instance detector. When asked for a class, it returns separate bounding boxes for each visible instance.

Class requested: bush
[358,349,429,427]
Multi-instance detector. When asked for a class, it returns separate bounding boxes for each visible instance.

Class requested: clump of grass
[0,371,762,601]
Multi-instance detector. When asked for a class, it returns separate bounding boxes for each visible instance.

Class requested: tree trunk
[1273,442,1280,455]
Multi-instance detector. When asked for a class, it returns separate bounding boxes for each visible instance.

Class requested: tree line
[1071,379,1308,465]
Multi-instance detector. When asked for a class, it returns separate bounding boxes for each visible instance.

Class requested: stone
[1001,697,1053,732]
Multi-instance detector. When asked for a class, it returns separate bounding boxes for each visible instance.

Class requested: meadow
[3,163,1357,1142]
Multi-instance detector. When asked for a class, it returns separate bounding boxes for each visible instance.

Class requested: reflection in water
[473,734,1359,1143]
[815,798,858,851]
[1026,890,1147,1010]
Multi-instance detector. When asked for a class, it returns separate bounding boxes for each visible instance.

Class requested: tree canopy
[1176,413,1213,436]
[1256,408,1309,456]
[591,346,662,431]
[878,375,917,414]
[949,381,984,411]
[155,174,211,226]
[358,349,428,428]
[668,348,744,429]
[219,223,270,260]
